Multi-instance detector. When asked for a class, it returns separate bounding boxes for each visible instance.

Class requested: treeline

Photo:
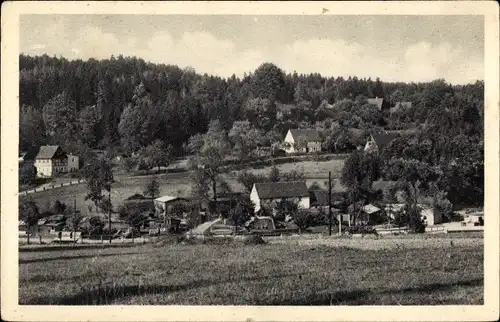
[20,54,483,156]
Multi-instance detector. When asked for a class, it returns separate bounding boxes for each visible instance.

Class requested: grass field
[19,236,483,305]
[23,158,346,215]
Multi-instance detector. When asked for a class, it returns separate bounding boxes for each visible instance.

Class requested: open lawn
[23,158,346,215]
[19,236,483,305]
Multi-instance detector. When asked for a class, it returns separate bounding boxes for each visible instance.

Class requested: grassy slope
[24,158,346,215]
[19,237,483,305]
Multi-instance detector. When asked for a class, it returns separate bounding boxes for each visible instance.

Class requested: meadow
[24,157,347,215]
[19,236,483,305]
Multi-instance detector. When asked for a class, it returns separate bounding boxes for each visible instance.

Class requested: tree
[251,63,286,102]
[383,158,441,232]
[282,170,305,182]
[79,104,103,147]
[141,140,172,172]
[19,163,37,186]
[228,120,264,160]
[144,179,160,204]
[268,165,281,183]
[42,91,79,150]
[66,206,83,243]
[53,200,67,214]
[189,120,230,205]
[341,151,382,225]
[82,158,114,212]
[373,77,385,98]
[19,198,40,245]
[19,105,46,151]
[294,208,311,234]
[237,171,268,192]
[229,195,254,234]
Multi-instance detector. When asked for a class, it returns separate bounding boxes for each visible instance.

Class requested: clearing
[19,235,483,305]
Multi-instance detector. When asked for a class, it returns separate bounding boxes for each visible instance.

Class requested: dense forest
[19,54,484,207]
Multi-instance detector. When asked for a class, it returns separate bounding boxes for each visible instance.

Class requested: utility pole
[74,196,77,244]
[328,171,332,236]
[108,190,112,243]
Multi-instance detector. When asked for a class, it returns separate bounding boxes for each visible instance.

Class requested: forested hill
[19,54,484,157]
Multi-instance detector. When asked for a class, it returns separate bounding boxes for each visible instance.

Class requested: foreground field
[19,236,483,305]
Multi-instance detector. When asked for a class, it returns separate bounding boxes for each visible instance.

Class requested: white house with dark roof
[34,145,79,177]
[283,129,322,154]
[34,145,68,177]
[250,181,310,212]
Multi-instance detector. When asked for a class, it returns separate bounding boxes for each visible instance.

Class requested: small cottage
[283,129,322,154]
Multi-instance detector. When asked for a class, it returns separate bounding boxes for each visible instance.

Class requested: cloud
[22,23,483,84]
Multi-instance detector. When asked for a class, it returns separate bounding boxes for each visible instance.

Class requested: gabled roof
[370,133,400,150]
[309,190,347,207]
[367,97,384,109]
[35,145,66,160]
[154,196,188,203]
[289,129,322,142]
[254,181,309,199]
[125,193,147,201]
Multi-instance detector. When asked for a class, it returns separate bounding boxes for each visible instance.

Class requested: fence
[19,233,163,246]
[19,179,86,196]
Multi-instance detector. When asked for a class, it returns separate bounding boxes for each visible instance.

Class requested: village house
[364,132,400,153]
[384,203,442,226]
[283,129,322,154]
[250,181,310,213]
[154,195,190,228]
[34,145,80,178]
[347,203,382,225]
[367,97,388,110]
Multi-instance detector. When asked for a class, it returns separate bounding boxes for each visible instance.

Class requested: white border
[2,1,499,321]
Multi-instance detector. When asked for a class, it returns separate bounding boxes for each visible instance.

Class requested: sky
[20,15,484,84]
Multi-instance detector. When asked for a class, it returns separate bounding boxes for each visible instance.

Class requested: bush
[346,225,378,235]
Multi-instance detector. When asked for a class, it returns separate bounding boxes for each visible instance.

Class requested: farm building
[251,181,310,213]
[283,129,322,154]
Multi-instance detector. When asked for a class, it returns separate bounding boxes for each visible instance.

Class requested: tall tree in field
[66,206,83,243]
[383,158,441,232]
[141,140,172,172]
[19,198,40,245]
[341,150,381,225]
[144,179,160,205]
[189,120,230,205]
[82,158,114,212]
